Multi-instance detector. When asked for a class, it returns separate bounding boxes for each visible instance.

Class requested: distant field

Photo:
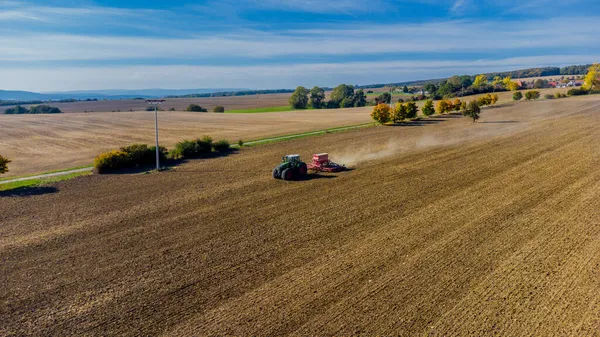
[0,107,372,176]
[0,93,294,114]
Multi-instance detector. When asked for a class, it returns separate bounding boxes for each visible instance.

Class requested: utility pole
[146,99,165,171]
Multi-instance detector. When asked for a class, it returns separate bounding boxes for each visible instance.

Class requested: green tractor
[272,154,308,181]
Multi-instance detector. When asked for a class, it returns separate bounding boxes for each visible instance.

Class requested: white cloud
[0,16,598,61]
[450,0,468,14]
[2,54,598,91]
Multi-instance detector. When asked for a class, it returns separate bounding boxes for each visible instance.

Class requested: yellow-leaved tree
[583,63,600,90]
[472,74,488,88]
[371,103,391,124]
[502,76,520,91]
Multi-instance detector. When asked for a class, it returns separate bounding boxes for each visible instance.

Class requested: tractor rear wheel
[298,163,308,176]
[272,168,279,179]
[281,168,293,181]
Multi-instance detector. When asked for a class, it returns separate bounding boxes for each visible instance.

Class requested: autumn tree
[525,90,541,100]
[289,86,309,109]
[309,86,326,109]
[583,63,600,90]
[0,155,10,174]
[460,100,467,112]
[436,100,451,114]
[502,76,520,91]
[490,94,499,105]
[492,76,502,92]
[405,102,418,119]
[472,74,488,88]
[371,103,391,124]
[391,103,406,123]
[453,98,462,111]
[422,100,435,116]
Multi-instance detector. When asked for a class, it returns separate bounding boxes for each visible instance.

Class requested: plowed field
[1,96,599,336]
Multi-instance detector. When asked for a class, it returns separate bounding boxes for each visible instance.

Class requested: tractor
[272,154,308,180]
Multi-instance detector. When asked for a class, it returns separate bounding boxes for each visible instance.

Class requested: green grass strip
[0,171,91,192]
[0,165,93,182]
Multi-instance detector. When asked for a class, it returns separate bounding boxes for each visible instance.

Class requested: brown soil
[1,96,599,335]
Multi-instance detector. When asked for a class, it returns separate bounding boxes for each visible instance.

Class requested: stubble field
[1,95,599,335]
[0,107,372,176]
[0,93,294,114]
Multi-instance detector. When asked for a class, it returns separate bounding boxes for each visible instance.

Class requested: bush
[28,105,62,114]
[94,144,168,173]
[145,106,164,111]
[0,155,10,174]
[555,92,567,99]
[544,94,555,99]
[238,139,244,147]
[371,103,391,124]
[567,88,589,96]
[513,92,523,101]
[93,150,131,174]
[525,90,541,100]
[213,140,230,152]
[213,106,225,113]
[422,100,435,116]
[169,136,213,159]
[185,104,208,112]
[119,144,167,166]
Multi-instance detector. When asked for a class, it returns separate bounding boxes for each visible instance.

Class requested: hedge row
[94,137,230,173]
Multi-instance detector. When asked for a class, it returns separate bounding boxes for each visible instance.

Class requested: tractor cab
[282,154,301,164]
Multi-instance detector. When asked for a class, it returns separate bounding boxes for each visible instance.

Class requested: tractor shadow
[0,186,59,198]
[301,167,354,180]
[302,173,338,180]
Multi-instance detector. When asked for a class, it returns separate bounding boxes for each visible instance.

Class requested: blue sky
[1,0,599,91]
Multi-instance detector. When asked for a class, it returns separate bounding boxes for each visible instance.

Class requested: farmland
[0,87,572,177]
[0,93,294,114]
[0,107,372,177]
[1,95,599,335]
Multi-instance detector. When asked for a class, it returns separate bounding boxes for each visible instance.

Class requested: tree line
[4,105,62,114]
[169,89,294,99]
[423,75,520,99]
[289,84,367,109]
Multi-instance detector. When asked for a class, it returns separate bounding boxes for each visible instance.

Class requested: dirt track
[1,96,599,335]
